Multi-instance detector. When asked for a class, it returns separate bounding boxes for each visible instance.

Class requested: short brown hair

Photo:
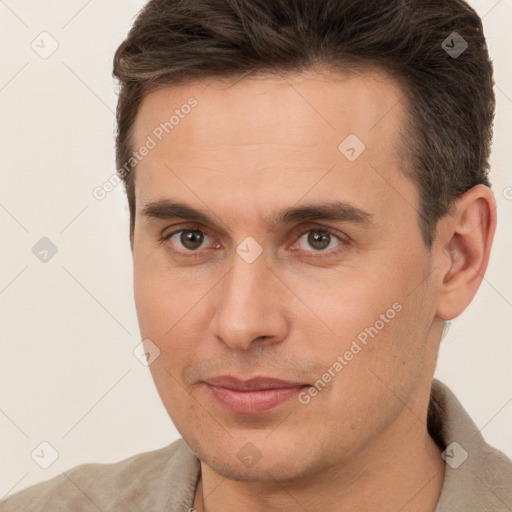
[113,0,495,248]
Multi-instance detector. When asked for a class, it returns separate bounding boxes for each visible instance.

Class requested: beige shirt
[1,379,511,511]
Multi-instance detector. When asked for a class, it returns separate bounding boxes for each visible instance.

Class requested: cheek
[133,258,208,380]
[133,269,168,340]
[133,251,199,340]
[283,264,402,340]
[286,258,430,383]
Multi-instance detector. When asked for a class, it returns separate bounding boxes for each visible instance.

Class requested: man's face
[131,67,443,481]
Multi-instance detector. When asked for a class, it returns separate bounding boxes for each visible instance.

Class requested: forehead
[131,66,417,233]
[134,66,406,147]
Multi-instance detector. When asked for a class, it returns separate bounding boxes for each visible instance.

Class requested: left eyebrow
[140,198,374,231]
[271,201,374,226]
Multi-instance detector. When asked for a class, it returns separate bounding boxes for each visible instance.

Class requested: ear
[435,184,497,320]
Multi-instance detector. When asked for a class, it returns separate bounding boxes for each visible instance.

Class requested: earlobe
[436,184,496,321]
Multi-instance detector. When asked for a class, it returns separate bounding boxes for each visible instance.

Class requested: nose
[210,249,289,351]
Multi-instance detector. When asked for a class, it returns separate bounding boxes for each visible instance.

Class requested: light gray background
[1,0,511,499]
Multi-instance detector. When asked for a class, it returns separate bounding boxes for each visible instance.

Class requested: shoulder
[431,379,512,511]
[0,438,200,512]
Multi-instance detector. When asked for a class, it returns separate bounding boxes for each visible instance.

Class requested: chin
[194,438,320,483]
[205,457,305,483]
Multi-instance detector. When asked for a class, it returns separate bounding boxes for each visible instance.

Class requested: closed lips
[204,376,309,391]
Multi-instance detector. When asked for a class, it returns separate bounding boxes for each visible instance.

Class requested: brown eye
[308,230,331,250]
[297,228,341,252]
[168,229,207,251]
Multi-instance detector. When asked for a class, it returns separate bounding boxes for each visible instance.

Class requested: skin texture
[131,66,496,511]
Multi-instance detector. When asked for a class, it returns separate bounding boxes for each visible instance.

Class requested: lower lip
[204,384,308,415]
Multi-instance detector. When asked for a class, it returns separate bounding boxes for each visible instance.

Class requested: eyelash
[159,224,349,259]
